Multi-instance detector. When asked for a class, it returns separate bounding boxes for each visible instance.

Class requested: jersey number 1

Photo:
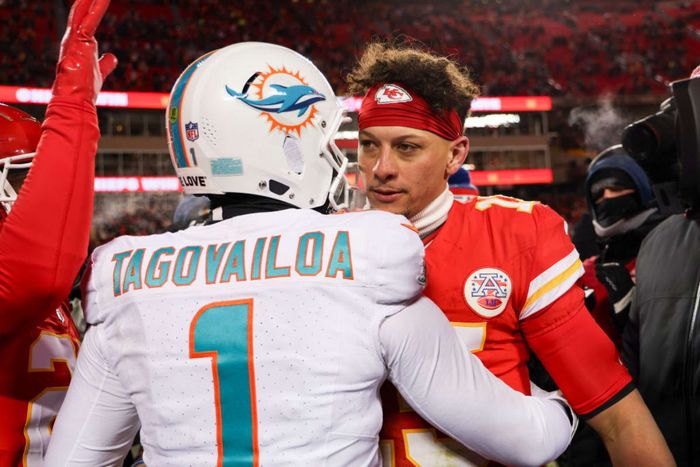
[190,299,259,467]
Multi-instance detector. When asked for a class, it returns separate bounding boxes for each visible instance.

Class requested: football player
[347,42,674,466]
[0,0,115,464]
[45,42,576,466]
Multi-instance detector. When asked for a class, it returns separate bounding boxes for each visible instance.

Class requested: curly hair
[347,41,481,122]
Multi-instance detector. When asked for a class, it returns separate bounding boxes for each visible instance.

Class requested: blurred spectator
[580,145,665,339]
[170,194,210,231]
[90,193,178,249]
[557,145,668,467]
[448,166,479,202]
[1,0,697,96]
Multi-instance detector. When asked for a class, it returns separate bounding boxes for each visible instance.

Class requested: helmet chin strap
[593,207,657,238]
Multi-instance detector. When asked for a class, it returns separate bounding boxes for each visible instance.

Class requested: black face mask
[594,193,642,227]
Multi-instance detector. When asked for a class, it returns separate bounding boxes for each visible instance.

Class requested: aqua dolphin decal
[226,83,326,117]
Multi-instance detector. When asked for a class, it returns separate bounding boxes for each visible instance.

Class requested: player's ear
[447,136,469,176]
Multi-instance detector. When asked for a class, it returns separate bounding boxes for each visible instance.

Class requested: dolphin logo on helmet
[165,42,350,211]
[226,83,326,117]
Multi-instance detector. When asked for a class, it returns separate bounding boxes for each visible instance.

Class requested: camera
[621,74,700,213]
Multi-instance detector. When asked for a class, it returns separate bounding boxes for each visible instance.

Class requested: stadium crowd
[1,0,698,96]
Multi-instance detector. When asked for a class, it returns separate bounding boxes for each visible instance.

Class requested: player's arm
[587,390,673,466]
[44,323,140,465]
[380,296,577,467]
[523,284,674,466]
[0,0,116,332]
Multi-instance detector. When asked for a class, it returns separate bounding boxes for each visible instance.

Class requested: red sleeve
[522,286,633,416]
[0,96,98,333]
[517,204,583,320]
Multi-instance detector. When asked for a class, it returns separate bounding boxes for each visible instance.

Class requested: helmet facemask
[0,153,34,214]
[0,103,41,216]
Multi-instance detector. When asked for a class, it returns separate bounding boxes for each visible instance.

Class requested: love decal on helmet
[225,65,327,136]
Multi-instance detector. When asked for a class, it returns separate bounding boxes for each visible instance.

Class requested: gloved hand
[52,0,117,103]
[595,260,635,331]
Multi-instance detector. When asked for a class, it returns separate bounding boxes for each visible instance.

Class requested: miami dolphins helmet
[166,42,349,210]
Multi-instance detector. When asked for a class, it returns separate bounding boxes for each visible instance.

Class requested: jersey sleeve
[519,204,584,320]
[0,96,99,333]
[380,296,576,466]
[357,211,426,305]
[44,323,140,465]
[522,285,633,416]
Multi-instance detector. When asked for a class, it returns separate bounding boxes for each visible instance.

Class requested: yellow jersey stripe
[523,258,583,312]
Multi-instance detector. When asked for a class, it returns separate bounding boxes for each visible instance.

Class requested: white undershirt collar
[410,187,454,239]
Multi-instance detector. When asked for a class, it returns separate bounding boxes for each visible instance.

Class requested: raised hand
[52,0,117,103]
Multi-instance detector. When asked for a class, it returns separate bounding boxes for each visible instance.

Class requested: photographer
[622,66,700,466]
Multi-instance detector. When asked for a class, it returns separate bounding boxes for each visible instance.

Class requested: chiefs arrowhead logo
[374,84,413,104]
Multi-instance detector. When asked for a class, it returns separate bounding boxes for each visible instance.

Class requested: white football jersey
[46,208,576,467]
[80,209,423,466]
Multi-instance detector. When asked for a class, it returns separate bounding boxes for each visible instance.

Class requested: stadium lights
[465,113,520,128]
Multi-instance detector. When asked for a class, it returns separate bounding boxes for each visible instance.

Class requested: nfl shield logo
[185,122,199,141]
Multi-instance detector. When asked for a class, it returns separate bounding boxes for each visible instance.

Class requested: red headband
[358,83,463,141]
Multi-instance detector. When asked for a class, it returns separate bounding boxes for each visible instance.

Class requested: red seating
[1,0,697,97]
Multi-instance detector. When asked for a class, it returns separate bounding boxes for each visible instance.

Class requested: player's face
[358,126,467,219]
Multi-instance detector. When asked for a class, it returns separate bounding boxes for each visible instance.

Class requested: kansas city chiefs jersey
[76,209,426,466]
[423,196,583,388]
[380,195,630,466]
[0,303,80,466]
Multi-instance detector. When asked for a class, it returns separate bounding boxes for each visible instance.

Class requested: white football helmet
[166,42,349,210]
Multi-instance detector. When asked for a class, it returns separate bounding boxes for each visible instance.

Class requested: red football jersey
[380,196,632,466]
[0,303,80,466]
[0,97,98,465]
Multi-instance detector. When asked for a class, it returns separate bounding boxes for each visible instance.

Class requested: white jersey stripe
[520,249,583,320]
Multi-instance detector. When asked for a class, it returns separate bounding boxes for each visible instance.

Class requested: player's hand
[595,260,634,331]
[52,0,117,103]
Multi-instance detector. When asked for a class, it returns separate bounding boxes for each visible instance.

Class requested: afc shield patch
[464,268,512,318]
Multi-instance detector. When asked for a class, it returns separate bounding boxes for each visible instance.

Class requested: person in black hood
[558,146,670,467]
[580,145,667,338]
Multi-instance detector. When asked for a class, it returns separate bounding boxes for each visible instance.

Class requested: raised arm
[0,0,116,331]
[380,296,576,466]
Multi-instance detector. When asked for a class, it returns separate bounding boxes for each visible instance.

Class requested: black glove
[595,260,634,332]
